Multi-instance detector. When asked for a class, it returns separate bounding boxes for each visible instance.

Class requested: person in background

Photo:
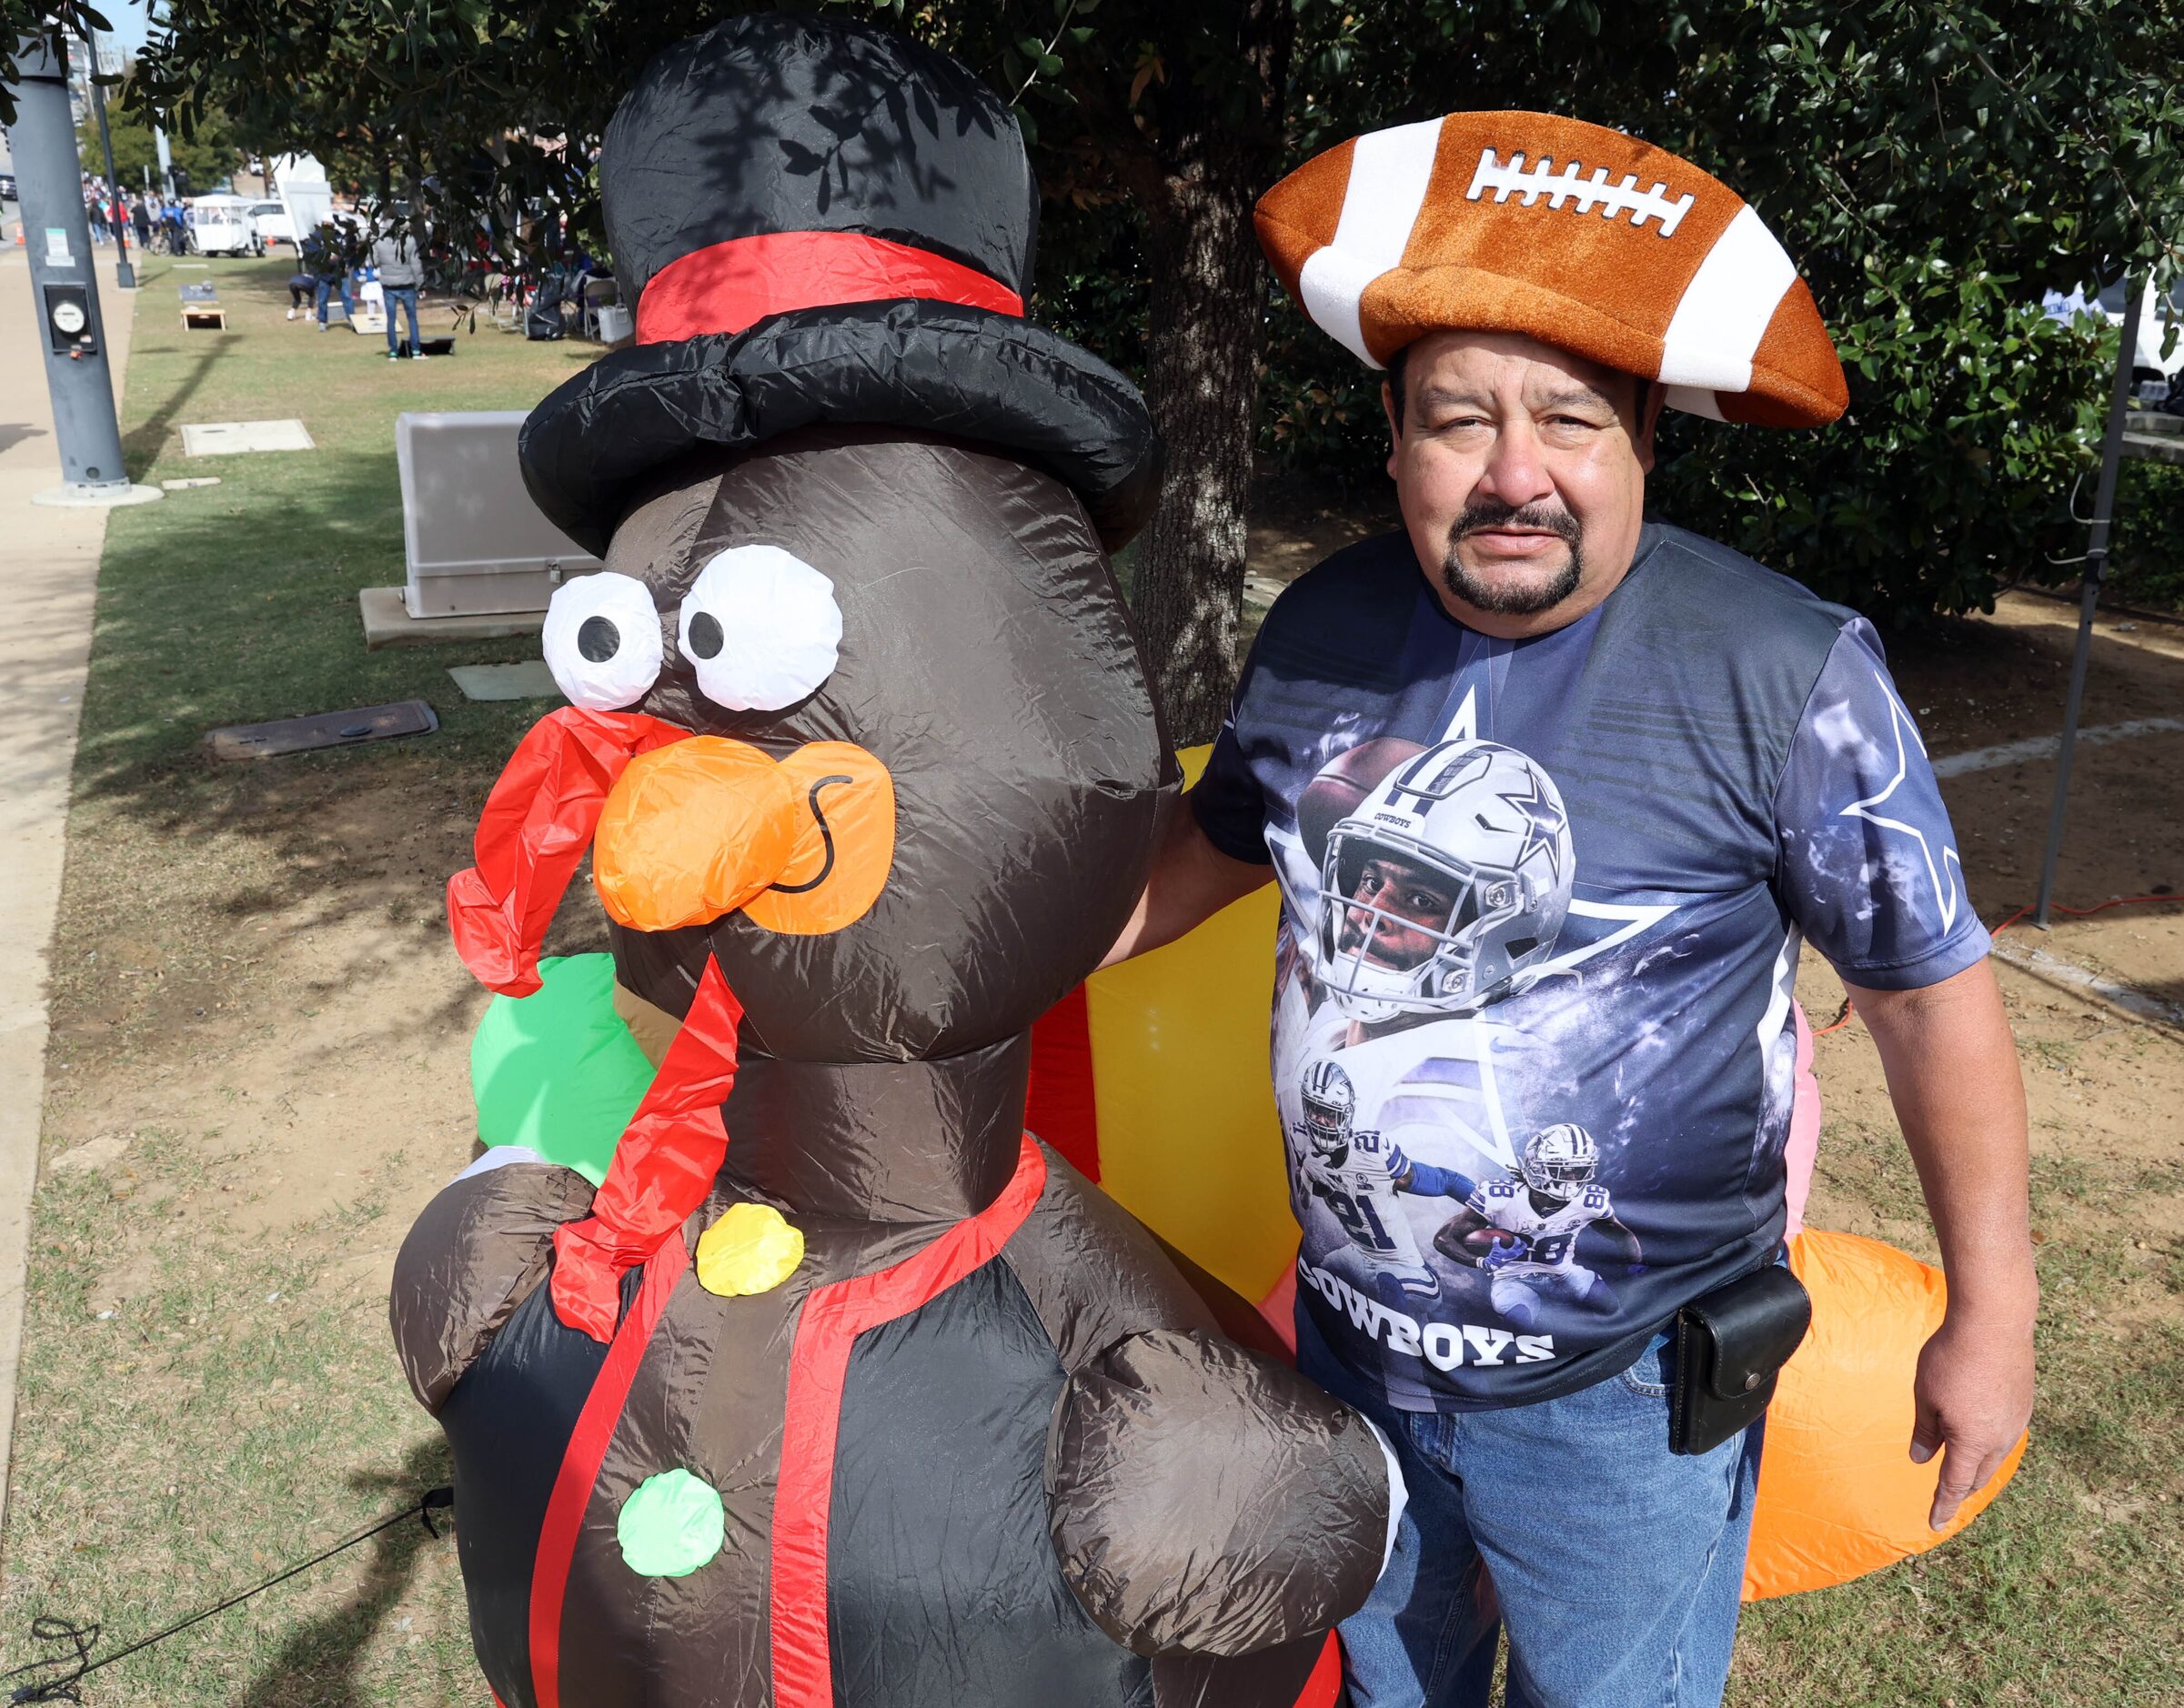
[130,193,152,250]
[286,266,317,319]
[369,219,426,359]
[302,219,355,331]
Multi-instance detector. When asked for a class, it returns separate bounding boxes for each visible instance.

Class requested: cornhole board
[178,281,225,330]
[350,276,387,336]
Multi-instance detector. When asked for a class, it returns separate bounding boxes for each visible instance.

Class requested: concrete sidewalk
[0,246,141,1535]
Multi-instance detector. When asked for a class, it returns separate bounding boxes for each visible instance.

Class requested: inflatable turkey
[389,15,1397,1708]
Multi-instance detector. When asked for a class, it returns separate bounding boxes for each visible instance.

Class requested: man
[369,218,426,359]
[302,218,355,331]
[1103,112,2036,1707]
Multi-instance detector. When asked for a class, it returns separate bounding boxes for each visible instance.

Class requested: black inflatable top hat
[519,12,1161,556]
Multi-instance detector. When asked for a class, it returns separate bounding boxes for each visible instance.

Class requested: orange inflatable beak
[592,737,895,935]
[447,708,894,998]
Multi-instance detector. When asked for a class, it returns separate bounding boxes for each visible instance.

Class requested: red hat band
[637,230,1026,345]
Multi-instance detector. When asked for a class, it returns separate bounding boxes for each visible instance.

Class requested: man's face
[1338,852,1463,971]
[1384,331,1663,634]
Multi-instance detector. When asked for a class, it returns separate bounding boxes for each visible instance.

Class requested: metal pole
[4,27,154,507]
[86,30,134,289]
[2033,275,2144,928]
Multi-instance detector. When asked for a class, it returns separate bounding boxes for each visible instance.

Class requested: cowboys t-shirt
[1194,522,1988,1412]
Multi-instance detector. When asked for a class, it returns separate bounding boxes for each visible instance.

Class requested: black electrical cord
[1,1488,452,1703]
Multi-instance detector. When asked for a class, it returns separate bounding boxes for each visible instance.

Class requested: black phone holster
[1667,1264,1812,1456]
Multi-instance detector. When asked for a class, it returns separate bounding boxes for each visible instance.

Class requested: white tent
[271,154,334,242]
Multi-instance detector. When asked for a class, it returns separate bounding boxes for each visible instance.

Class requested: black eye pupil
[687,610,725,660]
[578,616,620,662]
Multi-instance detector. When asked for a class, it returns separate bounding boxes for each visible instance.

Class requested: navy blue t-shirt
[1195,524,1987,1411]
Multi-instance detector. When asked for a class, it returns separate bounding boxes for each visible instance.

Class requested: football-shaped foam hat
[1255,110,1847,427]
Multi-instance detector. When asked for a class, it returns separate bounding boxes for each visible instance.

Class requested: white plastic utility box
[396,411,601,618]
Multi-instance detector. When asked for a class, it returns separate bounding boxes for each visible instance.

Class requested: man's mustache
[1453,500,1582,545]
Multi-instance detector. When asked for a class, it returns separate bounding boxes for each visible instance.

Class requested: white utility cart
[187,195,263,256]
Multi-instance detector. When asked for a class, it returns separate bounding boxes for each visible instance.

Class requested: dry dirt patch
[4,757,618,1703]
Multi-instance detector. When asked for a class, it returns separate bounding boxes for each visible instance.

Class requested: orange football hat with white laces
[1255,110,1847,427]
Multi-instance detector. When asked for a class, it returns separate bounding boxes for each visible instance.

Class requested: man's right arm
[1099,791,1271,969]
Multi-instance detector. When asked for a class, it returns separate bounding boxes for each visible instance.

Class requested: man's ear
[1383,381,1403,481]
[1635,381,1666,474]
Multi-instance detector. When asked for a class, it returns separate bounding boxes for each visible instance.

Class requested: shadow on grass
[122,342,232,477]
[229,1438,459,1708]
[57,364,558,1066]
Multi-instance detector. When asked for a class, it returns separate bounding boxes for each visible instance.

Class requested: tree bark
[1132,155,1272,745]
[1119,0,1292,748]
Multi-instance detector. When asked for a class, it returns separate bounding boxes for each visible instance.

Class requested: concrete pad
[1930,716,2184,778]
[1990,937,2184,1031]
[30,480,162,507]
[161,476,220,490]
[448,659,559,701]
[206,698,439,759]
[359,584,545,649]
[179,418,315,456]
[2121,431,2184,467]
[0,246,138,1535]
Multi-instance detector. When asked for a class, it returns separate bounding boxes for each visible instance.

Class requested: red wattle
[447,706,689,996]
[550,957,746,1341]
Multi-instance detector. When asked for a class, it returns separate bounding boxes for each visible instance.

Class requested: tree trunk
[1121,0,1292,748]
[1132,156,1272,746]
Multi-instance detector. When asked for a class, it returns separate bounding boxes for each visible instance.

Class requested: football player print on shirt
[1432,1124,1643,1331]
[1281,736,1642,1341]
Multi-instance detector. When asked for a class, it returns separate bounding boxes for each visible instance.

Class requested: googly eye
[679,545,842,712]
[541,571,664,710]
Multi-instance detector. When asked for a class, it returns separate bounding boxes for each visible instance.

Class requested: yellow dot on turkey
[695,1202,804,1296]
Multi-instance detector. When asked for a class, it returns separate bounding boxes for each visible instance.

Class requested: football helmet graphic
[1520,1123,1598,1201]
[1299,1058,1356,1160]
[1316,739,1575,1021]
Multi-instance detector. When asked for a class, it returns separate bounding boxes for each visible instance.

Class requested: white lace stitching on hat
[1464,148,1696,238]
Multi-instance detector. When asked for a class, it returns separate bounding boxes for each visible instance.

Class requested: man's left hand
[1849,962,2038,1534]
[1909,1310,2034,1531]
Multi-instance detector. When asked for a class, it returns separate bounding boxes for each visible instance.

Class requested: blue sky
[103,0,155,56]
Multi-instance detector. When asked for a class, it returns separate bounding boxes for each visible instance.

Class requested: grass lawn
[0,253,600,1705]
[1,252,2178,1705]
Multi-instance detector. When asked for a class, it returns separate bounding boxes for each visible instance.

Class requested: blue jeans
[1297,1306,1761,1708]
[315,275,354,325]
[383,285,420,352]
